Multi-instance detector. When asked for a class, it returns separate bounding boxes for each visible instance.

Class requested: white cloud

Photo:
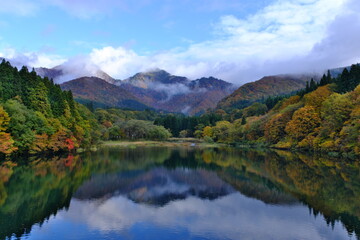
[1,0,358,85]
[0,48,66,68]
[49,193,352,240]
[87,0,357,84]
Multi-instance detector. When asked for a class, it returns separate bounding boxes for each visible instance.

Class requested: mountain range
[36,64,236,115]
[35,63,324,115]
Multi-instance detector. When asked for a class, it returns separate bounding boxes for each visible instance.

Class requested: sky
[0,0,359,84]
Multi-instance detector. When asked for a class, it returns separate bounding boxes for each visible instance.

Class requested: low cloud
[0,48,66,69]
[148,82,192,100]
[53,56,104,83]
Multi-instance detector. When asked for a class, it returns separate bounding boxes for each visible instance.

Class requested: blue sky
[0,1,271,55]
[0,0,359,83]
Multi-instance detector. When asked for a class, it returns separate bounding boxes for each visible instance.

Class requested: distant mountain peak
[124,69,188,88]
[35,61,117,85]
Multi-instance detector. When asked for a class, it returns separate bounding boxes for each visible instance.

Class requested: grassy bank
[101,138,225,149]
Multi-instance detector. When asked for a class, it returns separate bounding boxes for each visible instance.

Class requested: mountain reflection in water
[0,147,359,240]
[74,167,235,206]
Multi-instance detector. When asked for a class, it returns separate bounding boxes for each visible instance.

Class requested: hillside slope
[61,77,150,110]
[217,75,316,110]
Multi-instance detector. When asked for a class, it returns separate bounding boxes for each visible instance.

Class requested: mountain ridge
[60,77,150,110]
[119,70,235,115]
[37,63,338,115]
[217,74,320,110]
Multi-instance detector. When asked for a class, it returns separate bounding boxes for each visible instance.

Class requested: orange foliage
[0,107,17,155]
[31,134,49,153]
[285,106,321,140]
[265,111,293,143]
[279,95,301,110]
[0,133,17,155]
[48,129,69,152]
[102,120,113,128]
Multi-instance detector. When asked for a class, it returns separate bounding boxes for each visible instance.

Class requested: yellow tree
[265,111,293,144]
[212,121,232,142]
[304,85,332,108]
[0,106,17,155]
[285,106,321,141]
[202,126,213,138]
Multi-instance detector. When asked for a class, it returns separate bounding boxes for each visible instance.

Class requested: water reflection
[0,147,359,240]
[74,167,235,205]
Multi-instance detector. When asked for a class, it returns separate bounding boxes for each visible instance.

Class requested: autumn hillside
[217,74,317,110]
[61,77,150,110]
[176,64,360,157]
[0,60,101,156]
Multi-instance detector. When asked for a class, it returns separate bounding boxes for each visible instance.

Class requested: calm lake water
[0,147,359,240]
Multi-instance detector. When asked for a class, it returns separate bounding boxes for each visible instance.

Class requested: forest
[0,59,359,158]
[157,65,359,157]
[0,60,171,157]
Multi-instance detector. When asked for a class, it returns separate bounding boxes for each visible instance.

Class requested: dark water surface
[0,147,359,240]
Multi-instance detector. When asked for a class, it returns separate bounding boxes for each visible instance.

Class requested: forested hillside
[196,64,360,157]
[0,60,102,155]
[217,74,313,110]
[61,77,150,110]
[0,61,172,157]
[1,58,359,157]
[154,65,360,157]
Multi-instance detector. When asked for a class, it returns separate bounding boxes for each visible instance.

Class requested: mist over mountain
[30,57,353,115]
[35,58,117,85]
[120,70,235,115]
[53,67,236,115]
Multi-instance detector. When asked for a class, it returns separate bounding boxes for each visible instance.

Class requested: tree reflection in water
[0,147,359,240]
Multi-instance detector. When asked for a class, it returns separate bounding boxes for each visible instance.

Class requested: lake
[0,147,359,240]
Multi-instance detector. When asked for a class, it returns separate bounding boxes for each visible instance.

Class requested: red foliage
[65,138,75,151]
[64,154,74,167]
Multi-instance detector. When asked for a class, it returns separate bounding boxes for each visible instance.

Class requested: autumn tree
[0,106,16,155]
[285,106,321,141]
[320,93,354,137]
[265,111,293,144]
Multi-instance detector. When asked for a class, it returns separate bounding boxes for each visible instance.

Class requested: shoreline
[100,138,226,149]
[99,139,359,159]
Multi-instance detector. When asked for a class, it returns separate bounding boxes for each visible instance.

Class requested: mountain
[120,70,235,115]
[36,64,117,85]
[121,69,189,88]
[36,67,63,80]
[73,167,235,206]
[328,64,360,77]
[60,77,149,110]
[41,67,235,115]
[217,74,318,110]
